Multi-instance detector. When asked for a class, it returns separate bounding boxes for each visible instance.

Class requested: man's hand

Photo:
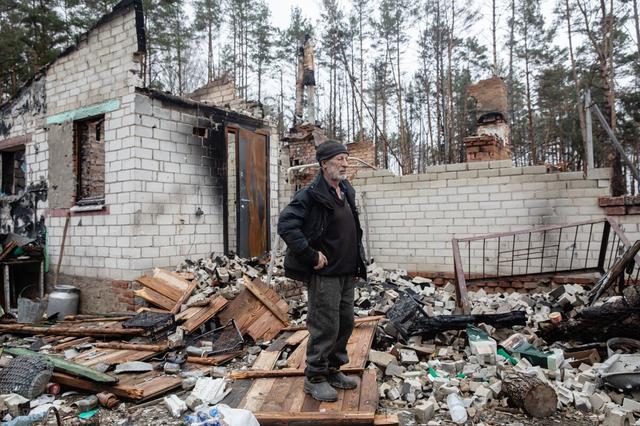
[314,251,328,270]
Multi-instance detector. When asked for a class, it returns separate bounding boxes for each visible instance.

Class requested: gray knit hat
[316,140,348,163]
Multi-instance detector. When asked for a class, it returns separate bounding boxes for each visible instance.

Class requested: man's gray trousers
[304,274,355,379]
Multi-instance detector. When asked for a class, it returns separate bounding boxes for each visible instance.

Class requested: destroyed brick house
[0,0,279,313]
[2,1,640,425]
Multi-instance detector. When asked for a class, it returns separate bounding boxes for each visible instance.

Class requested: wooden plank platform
[224,316,382,425]
[226,369,378,425]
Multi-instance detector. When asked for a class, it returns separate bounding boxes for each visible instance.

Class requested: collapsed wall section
[352,160,640,274]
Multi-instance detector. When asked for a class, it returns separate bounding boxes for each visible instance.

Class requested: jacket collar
[308,172,356,210]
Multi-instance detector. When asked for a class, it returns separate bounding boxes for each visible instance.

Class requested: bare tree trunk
[396,34,410,173]
[564,0,587,174]
[359,9,365,140]
[435,0,444,163]
[507,0,515,148]
[331,50,339,137]
[374,66,379,166]
[492,0,498,73]
[446,0,456,163]
[425,79,434,166]
[382,65,389,169]
[634,0,640,66]
[522,6,537,165]
[575,0,624,193]
[208,22,213,82]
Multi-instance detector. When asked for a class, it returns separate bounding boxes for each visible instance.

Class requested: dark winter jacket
[277,172,367,283]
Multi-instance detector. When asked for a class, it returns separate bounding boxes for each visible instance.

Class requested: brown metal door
[236,128,269,257]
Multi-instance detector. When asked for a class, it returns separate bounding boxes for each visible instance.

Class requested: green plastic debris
[497,348,518,365]
[428,367,438,378]
[79,408,99,419]
[466,324,490,341]
[509,341,563,370]
[456,372,466,379]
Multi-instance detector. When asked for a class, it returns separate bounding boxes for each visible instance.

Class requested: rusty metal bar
[598,220,611,273]
[569,225,579,270]
[452,239,470,314]
[497,236,501,277]
[525,231,532,274]
[607,231,618,270]
[482,239,486,278]
[510,235,515,276]
[555,227,563,272]
[464,267,603,286]
[541,230,547,273]
[585,223,593,269]
[455,218,605,242]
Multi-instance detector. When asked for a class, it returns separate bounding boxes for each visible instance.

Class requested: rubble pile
[359,262,640,425]
[0,252,637,425]
[176,254,305,306]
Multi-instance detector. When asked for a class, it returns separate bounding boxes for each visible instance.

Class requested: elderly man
[277,140,367,402]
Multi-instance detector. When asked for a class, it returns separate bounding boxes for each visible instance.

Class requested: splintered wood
[231,317,379,379]
[135,268,196,313]
[53,369,184,401]
[218,276,290,342]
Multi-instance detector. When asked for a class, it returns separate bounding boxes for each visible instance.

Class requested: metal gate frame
[452,217,640,313]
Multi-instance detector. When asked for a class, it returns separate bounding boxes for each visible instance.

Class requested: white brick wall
[353,162,640,273]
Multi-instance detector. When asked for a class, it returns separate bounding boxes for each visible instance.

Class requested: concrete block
[590,392,608,413]
[603,408,635,426]
[475,386,493,400]
[399,349,419,365]
[414,400,436,423]
[574,391,592,412]
[622,398,640,413]
[385,363,406,377]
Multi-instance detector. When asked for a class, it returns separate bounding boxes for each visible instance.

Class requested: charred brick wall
[350,162,640,275]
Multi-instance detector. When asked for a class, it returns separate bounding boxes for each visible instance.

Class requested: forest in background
[1,0,640,194]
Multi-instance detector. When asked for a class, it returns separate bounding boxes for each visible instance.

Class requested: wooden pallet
[224,369,379,425]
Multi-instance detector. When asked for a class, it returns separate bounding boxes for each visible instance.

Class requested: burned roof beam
[136,87,266,130]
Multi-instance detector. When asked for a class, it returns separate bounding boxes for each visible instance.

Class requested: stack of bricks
[346,140,376,180]
[47,273,138,313]
[599,195,640,215]
[464,134,511,162]
[186,75,261,118]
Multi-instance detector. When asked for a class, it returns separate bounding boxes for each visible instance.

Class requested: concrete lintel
[45,99,120,125]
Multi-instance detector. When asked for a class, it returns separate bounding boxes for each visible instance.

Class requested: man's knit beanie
[316,140,348,164]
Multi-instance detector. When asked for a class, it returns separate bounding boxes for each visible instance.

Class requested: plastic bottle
[446,393,468,425]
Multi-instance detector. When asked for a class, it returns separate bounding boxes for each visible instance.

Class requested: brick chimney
[464,76,511,162]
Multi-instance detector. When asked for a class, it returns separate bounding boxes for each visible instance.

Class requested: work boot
[304,377,338,402]
[327,370,358,390]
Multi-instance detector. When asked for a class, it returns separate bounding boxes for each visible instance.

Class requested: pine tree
[193,0,223,82]
[249,0,273,102]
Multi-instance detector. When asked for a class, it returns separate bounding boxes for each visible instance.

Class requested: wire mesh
[0,355,53,399]
[189,320,244,355]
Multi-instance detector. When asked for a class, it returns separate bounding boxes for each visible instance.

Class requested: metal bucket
[17,286,46,324]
